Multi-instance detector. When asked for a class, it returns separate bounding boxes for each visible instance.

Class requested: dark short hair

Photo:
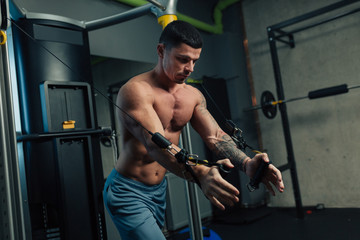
[159,20,203,49]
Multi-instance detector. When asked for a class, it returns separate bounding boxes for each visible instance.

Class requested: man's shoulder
[183,84,204,99]
[117,76,155,108]
[182,83,197,92]
[122,74,153,93]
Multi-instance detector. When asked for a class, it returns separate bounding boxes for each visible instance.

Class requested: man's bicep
[190,92,222,143]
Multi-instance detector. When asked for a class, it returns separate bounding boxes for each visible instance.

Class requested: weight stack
[12,15,106,240]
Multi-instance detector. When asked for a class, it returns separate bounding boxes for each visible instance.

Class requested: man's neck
[150,68,183,93]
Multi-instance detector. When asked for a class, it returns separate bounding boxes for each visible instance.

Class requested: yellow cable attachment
[197,159,209,166]
[271,100,283,106]
[0,31,7,45]
[158,15,178,29]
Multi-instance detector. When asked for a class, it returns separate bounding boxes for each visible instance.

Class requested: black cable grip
[247,160,271,192]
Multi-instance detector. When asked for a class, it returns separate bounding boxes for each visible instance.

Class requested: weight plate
[261,91,277,119]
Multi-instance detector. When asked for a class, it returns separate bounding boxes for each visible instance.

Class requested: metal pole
[0,27,27,239]
[85,4,154,31]
[267,29,304,219]
[181,123,203,240]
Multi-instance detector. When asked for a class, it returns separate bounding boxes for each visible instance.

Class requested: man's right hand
[197,159,240,210]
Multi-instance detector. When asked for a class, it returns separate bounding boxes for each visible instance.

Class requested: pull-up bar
[268,0,360,48]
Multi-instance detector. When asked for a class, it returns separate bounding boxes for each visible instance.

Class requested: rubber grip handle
[308,84,348,99]
[247,161,269,191]
[151,132,172,149]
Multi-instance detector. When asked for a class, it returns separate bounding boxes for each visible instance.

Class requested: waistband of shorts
[110,168,167,191]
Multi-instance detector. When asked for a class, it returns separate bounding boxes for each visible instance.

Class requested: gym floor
[168,206,360,240]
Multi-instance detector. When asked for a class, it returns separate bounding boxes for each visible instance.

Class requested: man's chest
[153,89,197,132]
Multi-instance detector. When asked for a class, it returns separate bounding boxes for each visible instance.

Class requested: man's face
[161,43,202,84]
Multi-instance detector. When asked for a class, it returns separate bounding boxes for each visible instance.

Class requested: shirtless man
[103,20,284,240]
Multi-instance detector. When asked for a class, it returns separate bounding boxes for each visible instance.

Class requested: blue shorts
[103,169,167,240]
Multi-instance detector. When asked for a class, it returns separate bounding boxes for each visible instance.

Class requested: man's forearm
[211,134,250,172]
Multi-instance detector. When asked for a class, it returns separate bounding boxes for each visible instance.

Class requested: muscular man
[103,20,284,240]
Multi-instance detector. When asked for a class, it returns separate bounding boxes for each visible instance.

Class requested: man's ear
[157,43,165,58]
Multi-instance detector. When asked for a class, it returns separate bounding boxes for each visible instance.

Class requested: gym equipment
[244,84,359,119]
[147,0,166,10]
[0,0,9,30]
[266,0,360,219]
[0,30,6,45]
[1,0,27,237]
[247,161,271,192]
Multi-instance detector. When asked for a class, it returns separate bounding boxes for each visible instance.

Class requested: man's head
[157,20,202,84]
[159,20,203,50]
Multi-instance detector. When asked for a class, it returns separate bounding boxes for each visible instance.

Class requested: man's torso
[115,75,200,185]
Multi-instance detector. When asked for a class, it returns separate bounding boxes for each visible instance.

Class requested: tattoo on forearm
[213,135,249,171]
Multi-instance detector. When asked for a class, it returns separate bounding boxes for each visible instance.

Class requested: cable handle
[151,132,172,149]
[247,160,271,192]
